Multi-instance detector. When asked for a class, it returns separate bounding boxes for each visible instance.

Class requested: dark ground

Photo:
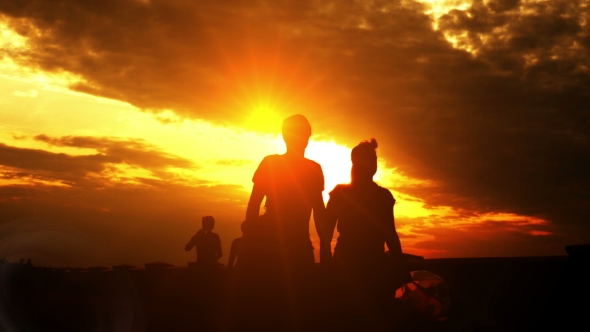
[0,256,587,331]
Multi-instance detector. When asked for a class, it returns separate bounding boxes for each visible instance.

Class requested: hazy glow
[1,67,553,261]
[0,6,567,264]
[0,64,454,239]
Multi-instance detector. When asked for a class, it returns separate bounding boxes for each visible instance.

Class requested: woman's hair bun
[351,138,378,162]
[368,138,378,149]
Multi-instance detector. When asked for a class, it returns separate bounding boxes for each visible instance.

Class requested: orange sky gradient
[1,0,588,267]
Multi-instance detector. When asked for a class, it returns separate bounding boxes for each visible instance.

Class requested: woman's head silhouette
[351,138,378,183]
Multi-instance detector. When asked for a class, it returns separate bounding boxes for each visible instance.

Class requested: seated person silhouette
[321,139,409,329]
[242,114,325,273]
[185,216,222,267]
[227,223,244,269]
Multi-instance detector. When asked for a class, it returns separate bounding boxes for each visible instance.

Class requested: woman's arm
[228,240,237,268]
[320,193,339,264]
[312,190,326,243]
[384,203,403,261]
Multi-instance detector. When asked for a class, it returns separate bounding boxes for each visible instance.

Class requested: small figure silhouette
[227,223,244,269]
[185,216,222,267]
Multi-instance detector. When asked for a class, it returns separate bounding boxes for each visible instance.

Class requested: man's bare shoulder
[303,157,322,168]
[261,154,281,163]
[331,183,351,193]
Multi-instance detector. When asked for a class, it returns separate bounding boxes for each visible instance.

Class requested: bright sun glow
[306,140,352,200]
[243,102,283,133]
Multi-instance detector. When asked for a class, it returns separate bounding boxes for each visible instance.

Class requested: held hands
[319,242,333,266]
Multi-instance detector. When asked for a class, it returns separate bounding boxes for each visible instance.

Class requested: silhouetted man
[185,216,222,267]
[244,114,325,271]
[236,114,325,330]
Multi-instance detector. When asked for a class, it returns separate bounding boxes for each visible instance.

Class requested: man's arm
[228,240,237,268]
[215,234,223,260]
[312,191,326,242]
[384,203,412,283]
[320,192,339,264]
[185,236,196,251]
[246,182,265,222]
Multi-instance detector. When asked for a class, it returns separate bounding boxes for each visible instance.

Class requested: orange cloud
[395,211,568,258]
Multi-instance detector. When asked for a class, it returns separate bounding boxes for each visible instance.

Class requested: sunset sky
[1,0,588,268]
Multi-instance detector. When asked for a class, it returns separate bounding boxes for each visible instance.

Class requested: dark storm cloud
[1,0,589,247]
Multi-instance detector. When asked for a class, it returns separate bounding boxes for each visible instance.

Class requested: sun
[241,102,284,134]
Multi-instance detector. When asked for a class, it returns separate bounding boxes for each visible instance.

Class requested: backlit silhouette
[185,216,222,267]
[242,114,325,271]
[321,138,410,330]
[323,139,404,266]
[234,114,326,330]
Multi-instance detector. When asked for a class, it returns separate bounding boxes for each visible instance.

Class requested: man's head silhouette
[351,138,378,182]
[282,114,311,155]
[202,216,215,232]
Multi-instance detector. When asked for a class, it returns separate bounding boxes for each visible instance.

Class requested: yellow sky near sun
[0,62,551,259]
[0,58,439,219]
[2,16,433,211]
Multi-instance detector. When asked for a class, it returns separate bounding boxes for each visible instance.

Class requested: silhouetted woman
[321,139,408,330]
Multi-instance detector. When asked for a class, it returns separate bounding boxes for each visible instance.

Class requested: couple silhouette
[229,114,409,331]
[240,114,405,269]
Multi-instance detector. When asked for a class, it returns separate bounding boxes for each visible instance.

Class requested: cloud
[0,142,117,175]
[0,135,197,189]
[212,158,252,166]
[396,212,572,258]
[1,0,589,248]
[34,134,196,170]
[12,89,37,97]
